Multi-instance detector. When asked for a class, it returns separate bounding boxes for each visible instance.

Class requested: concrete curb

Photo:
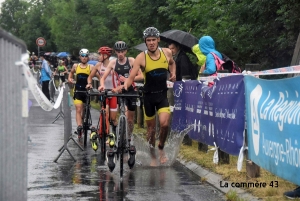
[176,155,261,201]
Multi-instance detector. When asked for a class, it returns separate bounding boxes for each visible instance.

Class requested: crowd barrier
[174,68,300,186]
[21,41,300,187]
[0,28,28,201]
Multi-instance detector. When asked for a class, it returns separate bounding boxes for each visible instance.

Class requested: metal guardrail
[0,28,28,201]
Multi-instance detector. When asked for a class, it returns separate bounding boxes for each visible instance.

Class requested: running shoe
[107,133,116,148]
[106,149,115,172]
[90,127,98,151]
[127,145,136,169]
[77,125,83,139]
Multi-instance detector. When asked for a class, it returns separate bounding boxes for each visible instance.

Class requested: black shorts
[73,90,87,104]
[118,89,136,111]
[59,75,65,82]
[143,90,170,120]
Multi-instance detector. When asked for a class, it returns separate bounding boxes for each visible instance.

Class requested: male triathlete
[86,46,118,151]
[68,48,95,138]
[99,41,143,169]
[99,41,143,136]
[124,27,176,166]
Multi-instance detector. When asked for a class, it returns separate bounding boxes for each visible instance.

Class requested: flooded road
[27,97,225,201]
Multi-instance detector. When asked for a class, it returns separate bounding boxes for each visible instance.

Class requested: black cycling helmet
[114,41,127,51]
[143,27,160,39]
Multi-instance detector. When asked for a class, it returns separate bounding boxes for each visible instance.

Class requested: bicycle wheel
[98,112,106,160]
[118,117,126,178]
[32,66,39,74]
[83,107,90,148]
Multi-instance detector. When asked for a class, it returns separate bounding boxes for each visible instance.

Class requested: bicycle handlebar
[74,88,143,98]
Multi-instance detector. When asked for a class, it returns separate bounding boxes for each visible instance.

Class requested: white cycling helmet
[32,52,35,55]
[79,48,89,55]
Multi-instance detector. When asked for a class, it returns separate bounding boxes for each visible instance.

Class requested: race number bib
[60,73,64,76]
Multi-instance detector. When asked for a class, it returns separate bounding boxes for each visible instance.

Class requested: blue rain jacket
[40,59,51,82]
[198,36,222,75]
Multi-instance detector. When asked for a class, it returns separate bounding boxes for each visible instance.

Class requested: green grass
[179,141,298,200]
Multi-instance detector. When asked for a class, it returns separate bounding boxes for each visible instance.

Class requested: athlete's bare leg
[158,112,170,164]
[75,103,84,126]
[146,118,157,166]
[126,109,135,139]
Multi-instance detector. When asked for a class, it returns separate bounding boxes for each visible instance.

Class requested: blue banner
[172,75,245,155]
[245,75,300,185]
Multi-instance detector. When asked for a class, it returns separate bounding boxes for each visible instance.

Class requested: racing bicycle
[74,88,100,148]
[94,90,115,159]
[106,88,143,179]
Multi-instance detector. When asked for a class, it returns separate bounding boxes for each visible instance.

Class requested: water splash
[133,124,193,167]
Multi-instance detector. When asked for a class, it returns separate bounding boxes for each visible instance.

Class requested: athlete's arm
[163,48,176,82]
[64,66,68,74]
[128,57,143,82]
[68,64,77,83]
[87,62,100,88]
[124,53,144,90]
[99,60,115,91]
[134,68,144,82]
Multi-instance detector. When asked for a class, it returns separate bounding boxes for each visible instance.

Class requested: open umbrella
[89,52,99,61]
[57,52,71,58]
[133,43,161,52]
[160,30,198,53]
[133,43,147,52]
[50,52,57,57]
[87,60,98,65]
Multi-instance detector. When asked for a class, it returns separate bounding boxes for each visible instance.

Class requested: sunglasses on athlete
[80,54,89,58]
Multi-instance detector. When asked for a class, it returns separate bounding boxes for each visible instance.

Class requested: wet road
[27,95,225,201]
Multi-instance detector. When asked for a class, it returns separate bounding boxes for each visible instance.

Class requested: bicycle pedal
[106,150,116,172]
[128,146,136,169]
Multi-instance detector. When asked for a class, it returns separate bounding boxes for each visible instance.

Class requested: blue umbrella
[87,60,98,65]
[57,52,70,58]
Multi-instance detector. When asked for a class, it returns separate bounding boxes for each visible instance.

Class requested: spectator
[30,52,38,67]
[168,42,197,80]
[63,57,69,68]
[54,60,68,83]
[284,187,300,199]
[39,53,51,101]
[198,36,222,75]
[67,57,72,69]
[192,44,206,79]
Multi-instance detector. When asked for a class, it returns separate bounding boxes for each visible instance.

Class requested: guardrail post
[92,79,99,102]
[245,129,260,178]
[198,142,208,152]
[218,148,230,164]
[54,84,84,162]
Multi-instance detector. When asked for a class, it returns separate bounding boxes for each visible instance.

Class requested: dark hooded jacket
[175,50,197,80]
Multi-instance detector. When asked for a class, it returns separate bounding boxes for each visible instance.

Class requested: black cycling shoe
[128,145,136,169]
[106,149,115,172]
[77,125,83,139]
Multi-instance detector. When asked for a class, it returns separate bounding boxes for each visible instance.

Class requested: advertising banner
[172,75,245,155]
[245,75,300,185]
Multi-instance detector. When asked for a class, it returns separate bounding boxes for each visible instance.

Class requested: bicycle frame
[116,96,129,178]
[107,89,142,178]
[97,94,108,160]
[74,89,99,147]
